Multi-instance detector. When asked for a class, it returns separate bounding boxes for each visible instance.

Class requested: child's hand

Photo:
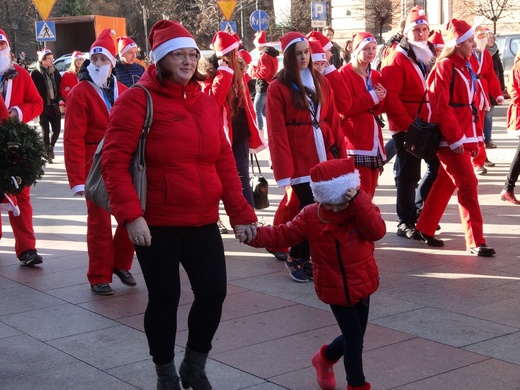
[344,187,359,202]
[233,224,257,243]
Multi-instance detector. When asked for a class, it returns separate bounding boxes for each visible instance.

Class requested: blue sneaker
[285,258,309,283]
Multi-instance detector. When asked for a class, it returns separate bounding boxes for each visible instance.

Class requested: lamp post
[11,19,19,60]
[142,6,149,57]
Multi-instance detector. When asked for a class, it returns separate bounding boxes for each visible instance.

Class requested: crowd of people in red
[1,6,520,389]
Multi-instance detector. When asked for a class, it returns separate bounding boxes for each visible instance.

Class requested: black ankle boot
[155,360,181,390]
[179,347,212,390]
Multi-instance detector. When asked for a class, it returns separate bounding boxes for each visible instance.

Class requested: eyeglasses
[169,50,200,61]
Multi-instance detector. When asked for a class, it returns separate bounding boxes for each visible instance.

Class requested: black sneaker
[91,283,114,295]
[113,268,137,286]
[412,230,445,247]
[302,260,313,280]
[397,223,415,239]
[285,258,309,283]
[18,249,43,266]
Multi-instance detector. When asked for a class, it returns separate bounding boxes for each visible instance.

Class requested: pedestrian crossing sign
[35,21,56,42]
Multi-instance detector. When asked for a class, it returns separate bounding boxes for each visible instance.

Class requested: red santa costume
[203,31,266,153]
[59,51,83,100]
[306,30,352,116]
[266,33,346,188]
[415,19,495,256]
[63,29,134,292]
[380,5,440,236]
[469,28,504,169]
[0,29,44,266]
[339,32,386,199]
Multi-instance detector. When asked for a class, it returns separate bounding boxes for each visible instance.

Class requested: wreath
[0,118,48,195]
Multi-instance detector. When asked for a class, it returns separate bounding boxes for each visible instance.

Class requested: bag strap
[130,84,153,168]
[250,153,262,175]
[131,83,153,136]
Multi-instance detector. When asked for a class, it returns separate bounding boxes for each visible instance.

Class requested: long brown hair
[277,42,323,110]
[220,48,246,119]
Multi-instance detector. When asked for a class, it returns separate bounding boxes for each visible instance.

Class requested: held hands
[374,83,387,100]
[126,216,152,246]
[233,223,257,244]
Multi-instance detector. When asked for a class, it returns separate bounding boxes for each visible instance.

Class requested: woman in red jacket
[266,32,346,283]
[101,20,258,390]
[339,32,387,199]
[60,51,84,100]
[501,52,520,204]
[414,19,495,256]
[243,158,385,390]
[201,31,266,208]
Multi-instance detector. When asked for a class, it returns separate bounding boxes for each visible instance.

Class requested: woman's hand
[233,224,257,244]
[452,145,464,155]
[126,216,152,246]
[374,83,387,100]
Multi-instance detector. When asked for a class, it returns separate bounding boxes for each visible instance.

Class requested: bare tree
[460,0,519,33]
[365,0,401,43]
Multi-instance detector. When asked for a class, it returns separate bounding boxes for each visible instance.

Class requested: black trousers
[39,109,61,147]
[392,132,439,224]
[135,224,227,364]
[289,182,314,260]
[325,298,370,387]
[504,139,520,192]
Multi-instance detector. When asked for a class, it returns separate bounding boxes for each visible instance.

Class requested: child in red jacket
[240,157,386,390]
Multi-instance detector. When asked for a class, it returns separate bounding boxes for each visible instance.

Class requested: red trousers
[357,166,379,200]
[416,148,486,248]
[471,143,487,167]
[266,186,300,254]
[86,199,135,285]
[0,186,36,257]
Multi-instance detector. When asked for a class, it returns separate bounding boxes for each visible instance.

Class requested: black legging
[39,110,61,147]
[504,139,520,192]
[289,182,314,260]
[135,224,227,365]
[325,298,370,387]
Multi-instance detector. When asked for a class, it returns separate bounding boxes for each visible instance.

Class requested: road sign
[32,0,57,21]
[250,10,269,32]
[220,21,237,34]
[311,2,327,28]
[217,0,237,21]
[35,21,56,42]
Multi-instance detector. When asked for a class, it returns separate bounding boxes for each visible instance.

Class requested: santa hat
[306,31,333,52]
[0,29,8,46]
[280,32,306,54]
[117,36,138,56]
[37,49,52,61]
[403,5,429,35]
[309,40,326,63]
[90,29,117,67]
[149,20,199,64]
[211,31,239,57]
[238,49,252,65]
[445,19,473,47]
[254,31,267,47]
[310,158,360,204]
[352,32,377,57]
[72,51,84,60]
[428,30,444,48]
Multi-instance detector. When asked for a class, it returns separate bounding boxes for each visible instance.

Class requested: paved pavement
[1,104,520,389]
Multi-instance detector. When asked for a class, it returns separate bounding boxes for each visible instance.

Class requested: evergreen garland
[0,119,48,195]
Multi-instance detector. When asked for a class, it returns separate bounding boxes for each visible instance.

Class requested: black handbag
[404,91,441,159]
[250,153,269,210]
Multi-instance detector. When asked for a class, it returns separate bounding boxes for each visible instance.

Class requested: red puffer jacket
[249,191,386,306]
[102,65,257,227]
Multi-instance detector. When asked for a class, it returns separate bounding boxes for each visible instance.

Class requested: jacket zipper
[335,239,352,307]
